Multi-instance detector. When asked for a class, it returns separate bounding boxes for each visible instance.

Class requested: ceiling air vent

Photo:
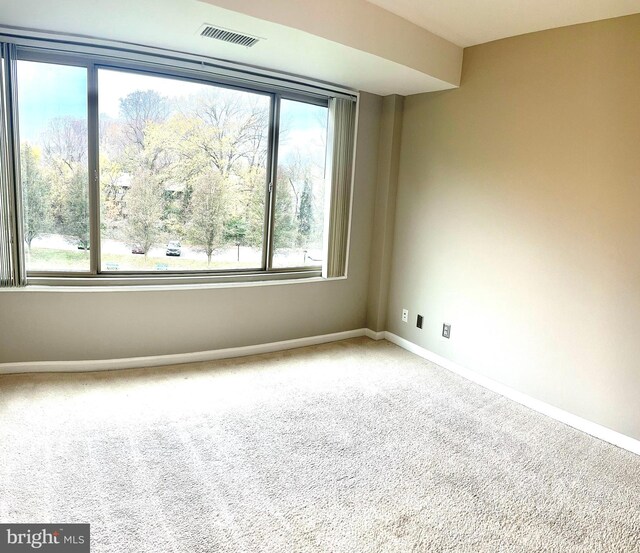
[200,25,260,47]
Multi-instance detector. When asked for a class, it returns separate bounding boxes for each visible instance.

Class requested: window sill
[10,269,349,292]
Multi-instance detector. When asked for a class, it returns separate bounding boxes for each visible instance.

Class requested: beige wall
[366,94,403,332]
[0,93,382,364]
[387,15,640,440]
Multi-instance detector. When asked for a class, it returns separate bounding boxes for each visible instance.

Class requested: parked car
[131,244,145,255]
[166,240,181,257]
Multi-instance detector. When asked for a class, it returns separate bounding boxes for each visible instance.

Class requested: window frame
[5,36,350,286]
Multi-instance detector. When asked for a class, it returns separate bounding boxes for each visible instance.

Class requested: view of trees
[20,145,51,252]
[21,117,90,262]
[18,62,328,272]
[98,79,271,269]
[272,99,327,267]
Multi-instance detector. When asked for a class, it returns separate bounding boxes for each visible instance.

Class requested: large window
[18,60,90,272]
[273,99,328,268]
[98,69,271,272]
[0,39,355,285]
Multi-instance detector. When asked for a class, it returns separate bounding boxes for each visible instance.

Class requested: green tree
[273,177,297,249]
[276,150,324,250]
[123,169,165,256]
[188,172,227,265]
[234,165,266,248]
[20,144,51,252]
[297,178,314,246]
[223,216,248,261]
[101,86,273,263]
[61,169,90,251]
[41,117,88,236]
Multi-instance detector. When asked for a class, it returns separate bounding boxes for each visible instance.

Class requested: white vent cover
[200,25,260,47]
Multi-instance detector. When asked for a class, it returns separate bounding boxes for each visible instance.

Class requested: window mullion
[87,63,100,275]
[263,95,281,271]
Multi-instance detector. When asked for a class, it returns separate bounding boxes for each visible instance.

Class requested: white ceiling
[367,0,640,47]
[0,0,459,95]
[0,0,637,96]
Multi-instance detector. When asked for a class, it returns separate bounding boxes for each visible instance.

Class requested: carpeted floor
[1,337,639,552]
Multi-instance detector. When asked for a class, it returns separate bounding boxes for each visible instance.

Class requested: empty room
[1,0,639,551]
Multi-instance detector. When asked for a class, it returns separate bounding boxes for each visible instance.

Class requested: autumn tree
[122,169,165,255]
[119,90,170,152]
[43,117,87,170]
[275,150,323,250]
[61,169,90,251]
[137,90,270,256]
[186,89,269,178]
[97,84,324,266]
[20,144,51,252]
[188,171,227,265]
[228,165,267,249]
[41,117,90,248]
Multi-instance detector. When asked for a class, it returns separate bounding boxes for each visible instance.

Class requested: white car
[166,241,181,257]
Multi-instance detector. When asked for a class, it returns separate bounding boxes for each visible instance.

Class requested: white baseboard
[0,328,368,375]
[383,331,640,456]
[365,328,385,340]
[3,326,638,457]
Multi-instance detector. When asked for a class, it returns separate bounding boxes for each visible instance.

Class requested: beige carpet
[1,338,639,552]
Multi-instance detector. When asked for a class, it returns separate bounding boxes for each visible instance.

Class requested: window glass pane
[18,60,89,272]
[273,99,328,268]
[98,69,270,272]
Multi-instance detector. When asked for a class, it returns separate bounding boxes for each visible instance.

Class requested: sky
[17,60,328,162]
[17,60,87,143]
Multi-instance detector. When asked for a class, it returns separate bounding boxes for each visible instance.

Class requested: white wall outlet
[402,308,409,323]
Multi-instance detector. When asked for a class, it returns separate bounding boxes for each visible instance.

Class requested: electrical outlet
[402,309,409,323]
[442,324,451,339]
[416,314,423,329]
